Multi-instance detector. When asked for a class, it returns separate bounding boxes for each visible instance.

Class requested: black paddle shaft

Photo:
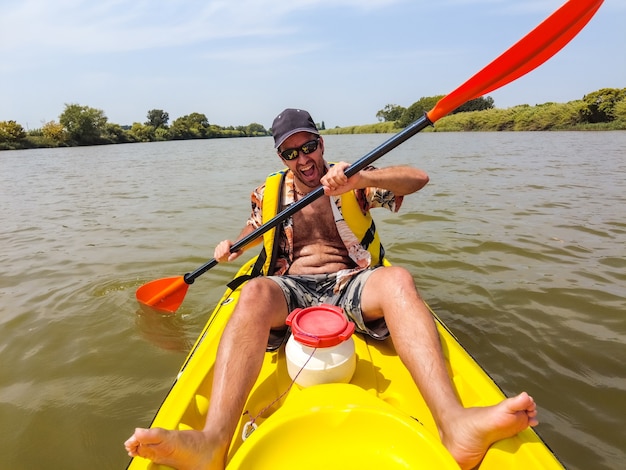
[183,113,433,285]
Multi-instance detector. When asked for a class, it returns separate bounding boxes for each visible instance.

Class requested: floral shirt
[246,166,403,280]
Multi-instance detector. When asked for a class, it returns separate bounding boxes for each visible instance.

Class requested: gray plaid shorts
[266,266,389,350]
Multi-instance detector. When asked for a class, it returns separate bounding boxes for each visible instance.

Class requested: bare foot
[124,427,228,470]
[440,392,539,470]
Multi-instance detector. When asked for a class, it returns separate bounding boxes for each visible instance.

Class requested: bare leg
[360,266,539,470]
[125,278,288,470]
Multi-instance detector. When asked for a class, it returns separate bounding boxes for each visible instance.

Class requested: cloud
[0,0,403,55]
[199,41,328,64]
[2,0,618,126]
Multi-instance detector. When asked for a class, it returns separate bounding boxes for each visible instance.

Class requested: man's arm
[322,161,429,196]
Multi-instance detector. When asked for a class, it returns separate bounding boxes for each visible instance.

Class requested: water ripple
[1,133,625,469]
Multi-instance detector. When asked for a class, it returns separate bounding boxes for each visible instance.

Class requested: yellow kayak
[129,257,564,469]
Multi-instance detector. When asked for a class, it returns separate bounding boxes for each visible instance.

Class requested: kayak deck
[129,258,563,469]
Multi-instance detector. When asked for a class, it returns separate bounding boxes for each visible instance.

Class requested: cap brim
[274,128,320,148]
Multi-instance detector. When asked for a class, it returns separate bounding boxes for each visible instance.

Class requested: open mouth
[299,162,317,180]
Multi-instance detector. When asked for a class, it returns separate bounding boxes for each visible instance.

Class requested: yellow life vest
[260,168,385,276]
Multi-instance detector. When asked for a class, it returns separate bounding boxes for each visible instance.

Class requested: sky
[1,0,624,130]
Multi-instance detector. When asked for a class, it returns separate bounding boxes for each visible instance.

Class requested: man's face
[278,132,325,189]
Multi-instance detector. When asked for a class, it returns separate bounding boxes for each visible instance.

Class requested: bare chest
[292,197,340,245]
[289,197,352,273]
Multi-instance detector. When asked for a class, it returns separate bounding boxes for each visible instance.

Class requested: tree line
[375,96,496,126]
[1,87,624,150]
[0,105,271,150]
[373,88,626,131]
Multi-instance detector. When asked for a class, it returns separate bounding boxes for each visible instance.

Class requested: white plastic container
[285,304,356,388]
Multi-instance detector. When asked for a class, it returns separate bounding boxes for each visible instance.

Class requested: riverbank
[324,106,626,135]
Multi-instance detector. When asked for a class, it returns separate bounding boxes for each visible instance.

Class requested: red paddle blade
[136,276,189,313]
[427,0,604,123]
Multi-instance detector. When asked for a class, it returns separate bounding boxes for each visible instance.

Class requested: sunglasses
[279,138,320,161]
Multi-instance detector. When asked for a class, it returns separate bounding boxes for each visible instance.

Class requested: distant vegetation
[325,88,626,134]
[1,88,624,151]
[0,106,271,150]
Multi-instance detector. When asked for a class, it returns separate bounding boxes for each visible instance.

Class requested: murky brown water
[1,131,625,469]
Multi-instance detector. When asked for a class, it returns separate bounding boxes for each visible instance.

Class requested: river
[1,131,624,469]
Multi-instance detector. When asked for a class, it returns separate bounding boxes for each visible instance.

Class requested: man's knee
[237,278,288,326]
[240,277,280,300]
[377,266,415,288]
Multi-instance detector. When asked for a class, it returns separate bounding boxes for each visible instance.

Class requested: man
[125,108,538,470]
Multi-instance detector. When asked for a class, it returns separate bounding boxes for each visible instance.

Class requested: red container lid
[286,304,355,348]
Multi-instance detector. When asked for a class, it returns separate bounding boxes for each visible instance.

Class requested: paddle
[137,0,604,313]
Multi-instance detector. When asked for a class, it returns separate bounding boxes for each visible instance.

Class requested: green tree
[0,120,27,143]
[59,104,108,145]
[376,104,406,122]
[613,97,626,125]
[128,123,155,142]
[102,123,132,144]
[155,127,170,141]
[246,123,267,136]
[170,113,210,139]
[41,121,68,145]
[397,96,444,128]
[146,109,169,129]
[453,96,495,114]
[580,88,626,123]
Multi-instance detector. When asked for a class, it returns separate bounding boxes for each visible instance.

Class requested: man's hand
[214,240,243,263]
[321,161,359,196]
